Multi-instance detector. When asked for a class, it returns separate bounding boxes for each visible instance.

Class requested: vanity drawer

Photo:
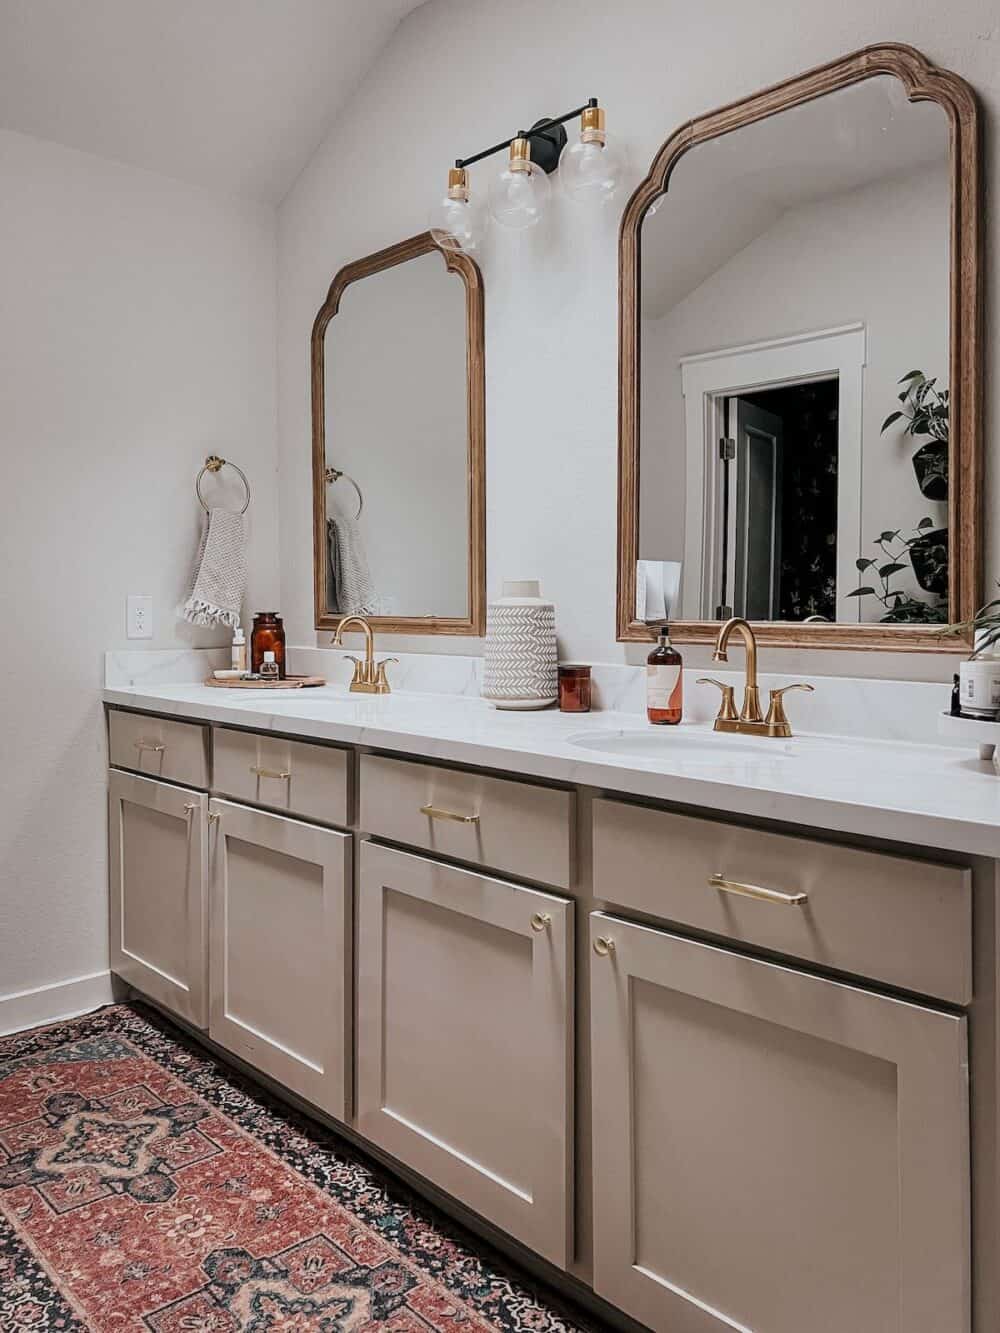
[212,728,349,827]
[360,753,574,889]
[108,709,210,790]
[593,798,971,1005]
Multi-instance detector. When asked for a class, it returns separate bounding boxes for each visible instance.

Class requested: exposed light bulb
[488,137,550,230]
[560,104,625,204]
[429,167,486,253]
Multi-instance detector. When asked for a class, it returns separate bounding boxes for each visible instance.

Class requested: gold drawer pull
[530,912,551,932]
[420,805,480,825]
[709,873,808,907]
[183,801,199,815]
[593,935,616,956]
[208,811,221,825]
[134,740,166,754]
[250,765,291,780]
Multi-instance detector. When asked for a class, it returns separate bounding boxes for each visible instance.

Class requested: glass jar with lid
[250,612,286,679]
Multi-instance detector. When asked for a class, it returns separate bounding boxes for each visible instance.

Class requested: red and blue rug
[0,1004,592,1332]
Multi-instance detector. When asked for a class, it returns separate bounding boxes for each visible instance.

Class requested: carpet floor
[0,1004,595,1332]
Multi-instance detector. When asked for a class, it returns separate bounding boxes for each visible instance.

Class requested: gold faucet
[697,617,813,738]
[331,616,397,694]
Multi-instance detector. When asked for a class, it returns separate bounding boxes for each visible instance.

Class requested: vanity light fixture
[428,97,614,250]
[487,135,550,230]
[428,166,487,254]
[560,103,625,204]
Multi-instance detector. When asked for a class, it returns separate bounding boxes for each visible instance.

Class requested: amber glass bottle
[647,627,683,724]
[250,612,286,679]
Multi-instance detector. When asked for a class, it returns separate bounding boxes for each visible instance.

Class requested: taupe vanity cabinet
[589,915,969,1333]
[208,799,351,1120]
[106,705,985,1333]
[356,841,574,1267]
[108,768,209,1029]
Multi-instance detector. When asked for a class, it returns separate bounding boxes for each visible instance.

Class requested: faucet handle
[375,657,398,693]
[696,676,739,723]
[343,654,366,686]
[764,682,814,736]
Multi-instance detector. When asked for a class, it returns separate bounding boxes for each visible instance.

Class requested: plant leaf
[879,562,907,578]
[917,516,935,529]
[848,586,875,597]
[898,370,925,383]
[879,530,900,542]
[855,557,875,570]
[880,411,904,433]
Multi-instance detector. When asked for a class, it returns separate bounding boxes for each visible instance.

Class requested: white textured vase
[482,579,558,710]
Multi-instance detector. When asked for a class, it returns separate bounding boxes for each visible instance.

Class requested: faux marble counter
[103,675,1000,858]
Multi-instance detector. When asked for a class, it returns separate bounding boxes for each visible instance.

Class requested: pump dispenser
[647,625,683,725]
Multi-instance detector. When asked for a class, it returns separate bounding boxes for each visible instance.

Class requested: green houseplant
[850,371,949,623]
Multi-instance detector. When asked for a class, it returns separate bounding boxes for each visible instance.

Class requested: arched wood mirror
[618,44,981,650]
[312,232,485,635]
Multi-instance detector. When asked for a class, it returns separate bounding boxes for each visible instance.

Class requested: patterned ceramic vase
[482,580,558,710]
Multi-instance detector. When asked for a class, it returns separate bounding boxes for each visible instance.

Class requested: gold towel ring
[196,454,251,514]
[325,466,364,519]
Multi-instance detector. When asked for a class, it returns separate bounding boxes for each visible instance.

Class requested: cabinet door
[209,799,351,1120]
[357,842,574,1267]
[590,913,970,1333]
[109,769,208,1028]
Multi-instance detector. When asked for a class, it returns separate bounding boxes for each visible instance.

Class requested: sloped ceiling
[0,0,425,201]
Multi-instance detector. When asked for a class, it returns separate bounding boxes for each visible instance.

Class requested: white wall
[277,0,999,682]
[0,129,278,1017]
[639,164,951,617]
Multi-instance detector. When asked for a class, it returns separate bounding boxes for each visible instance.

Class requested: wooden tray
[205,675,327,690]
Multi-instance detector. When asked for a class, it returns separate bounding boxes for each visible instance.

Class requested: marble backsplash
[108,646,955,748]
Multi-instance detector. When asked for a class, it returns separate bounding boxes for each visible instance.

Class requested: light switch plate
[126,594,153,640]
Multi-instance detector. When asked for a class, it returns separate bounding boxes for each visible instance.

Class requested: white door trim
[680,323,866,621]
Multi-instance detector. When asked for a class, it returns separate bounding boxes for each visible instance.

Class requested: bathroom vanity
[102,677,1000,1333]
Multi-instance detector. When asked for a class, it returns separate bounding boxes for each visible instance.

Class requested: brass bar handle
[420,804,480,825]
[250,765,291,780]
[709,872,808,907]
[593,935,616,956]
[134,740,166,754]
[530,912,551,932]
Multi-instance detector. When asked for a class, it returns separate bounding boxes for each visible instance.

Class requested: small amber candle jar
[558,663,592,713]
[250,612,286,679]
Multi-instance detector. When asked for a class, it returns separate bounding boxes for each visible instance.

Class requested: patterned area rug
[0,1004,594,1332]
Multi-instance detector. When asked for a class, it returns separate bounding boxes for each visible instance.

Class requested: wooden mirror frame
[312,232,486,635]
[618,44,982,651]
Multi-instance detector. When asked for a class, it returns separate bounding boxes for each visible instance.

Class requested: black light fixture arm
[455,98,598,174]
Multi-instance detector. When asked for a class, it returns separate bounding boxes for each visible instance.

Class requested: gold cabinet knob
[530,912,551,932]
[593,936,616,957]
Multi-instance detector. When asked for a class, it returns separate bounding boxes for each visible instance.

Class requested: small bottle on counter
[260,650,279,681]
[647,625,683,725]
[231,627,248,674]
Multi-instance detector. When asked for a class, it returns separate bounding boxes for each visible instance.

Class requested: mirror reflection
[322,249,470,621]
[638,76,951,624]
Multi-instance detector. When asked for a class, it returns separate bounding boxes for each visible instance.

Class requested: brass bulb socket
[581,104,607,145]
[509,136,532,172]
[447,166,470,201]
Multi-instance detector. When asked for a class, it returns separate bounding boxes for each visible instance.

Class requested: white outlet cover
[127,594,153,639]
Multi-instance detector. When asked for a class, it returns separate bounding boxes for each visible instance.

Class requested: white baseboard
[0,970,115,1037]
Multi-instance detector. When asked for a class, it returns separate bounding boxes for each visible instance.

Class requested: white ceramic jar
[481,579,558,710]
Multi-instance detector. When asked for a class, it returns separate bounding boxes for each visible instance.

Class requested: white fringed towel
[328,513,380,617]
[180,508,247,628]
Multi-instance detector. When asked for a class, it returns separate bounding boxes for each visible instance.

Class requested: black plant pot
[909,527,949,595]
[912,439,948,501]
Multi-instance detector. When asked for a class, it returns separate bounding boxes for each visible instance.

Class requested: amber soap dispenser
[647,624,683,724]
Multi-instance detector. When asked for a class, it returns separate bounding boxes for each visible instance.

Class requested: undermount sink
[567,727,796,763]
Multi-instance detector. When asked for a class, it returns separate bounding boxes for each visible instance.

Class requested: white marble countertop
[102,681,1000,858]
